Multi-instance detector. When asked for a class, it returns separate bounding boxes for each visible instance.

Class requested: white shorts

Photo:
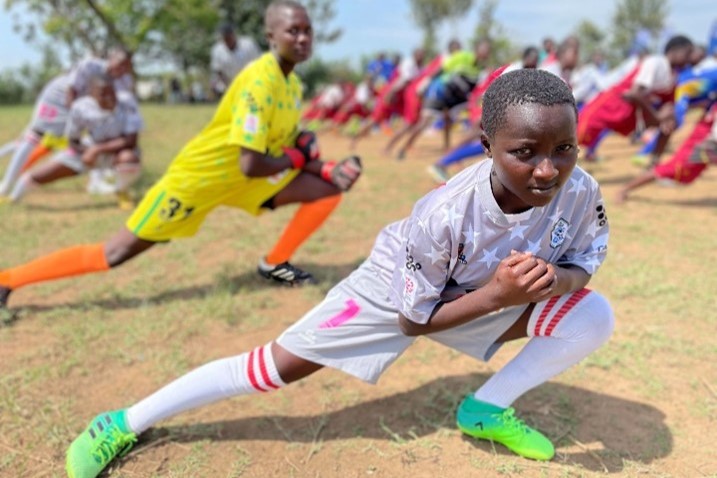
[52,148,140,174]
[30,81,70,136]
[277,262,533,384]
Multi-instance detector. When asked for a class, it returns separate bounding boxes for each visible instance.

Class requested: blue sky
[1,0,714,71]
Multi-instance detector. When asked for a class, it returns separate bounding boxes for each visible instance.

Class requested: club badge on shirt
[550,218,570,249]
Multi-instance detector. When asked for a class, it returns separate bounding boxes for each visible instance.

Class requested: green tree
[574,19,606,62]
[610,0,668,56]
[5,0,341,73]
[473,0,517,66]
[409,0,474,55]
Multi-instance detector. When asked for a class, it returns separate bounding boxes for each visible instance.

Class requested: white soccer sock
[9,173,39,202]
[473,290,614,409]
[126,343,286,434]
[0,132,39,195]
[0,140,17,159]
[114,162,141,192]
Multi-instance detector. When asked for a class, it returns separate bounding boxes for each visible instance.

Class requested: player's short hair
[265,0,307,29]
[219,22,235,36]
[664,35,693,54]
[522,46,539,59]
[482,69,576,139]
[88,73,114,91]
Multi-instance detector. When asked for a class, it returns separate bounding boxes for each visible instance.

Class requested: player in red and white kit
[578,35,694,164]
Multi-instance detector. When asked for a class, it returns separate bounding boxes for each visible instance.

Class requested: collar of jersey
[476,159,539,228]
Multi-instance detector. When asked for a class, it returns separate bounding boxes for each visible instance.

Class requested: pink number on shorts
[38,103,58,120]
[319,299,360,329]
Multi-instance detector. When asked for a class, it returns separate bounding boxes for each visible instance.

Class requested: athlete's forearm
[93,135,136,154]
[239,150,293,177]
[398,286,503,336]
[551,265,591,297]
[623,87,659,124]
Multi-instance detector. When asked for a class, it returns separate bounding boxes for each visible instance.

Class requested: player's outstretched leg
[66,342,322,478]
[0,228,155,313]
[0,131,40,196]
[457,290,614,460]
[257,171,343,286]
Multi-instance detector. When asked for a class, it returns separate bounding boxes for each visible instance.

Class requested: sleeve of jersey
[555,180,609,275]
[122,102,144,135]
[64,104,86,142]
[390,214,452,325]
[227,78,272,153]
[632,57,659,90]
[210,44,222,72]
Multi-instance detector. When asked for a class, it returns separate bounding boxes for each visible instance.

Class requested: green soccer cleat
[456,395,555,461]
[66,409,137,478]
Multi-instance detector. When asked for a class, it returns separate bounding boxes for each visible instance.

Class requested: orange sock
[265,194,342,265]
[0,243,110,290]
[20,143,51,172]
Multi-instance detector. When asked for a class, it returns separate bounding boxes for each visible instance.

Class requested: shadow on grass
[134,373,670,474]
[17,259,365,314]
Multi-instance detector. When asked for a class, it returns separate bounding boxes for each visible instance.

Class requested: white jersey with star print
[364,159,609,325]
[66,91,143,144]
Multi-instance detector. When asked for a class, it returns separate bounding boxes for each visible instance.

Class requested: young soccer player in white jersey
[6,75,143,209]
[0,50,133,197]
[66,69,613,478]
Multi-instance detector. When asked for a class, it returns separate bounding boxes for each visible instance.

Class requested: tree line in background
[0,0,670,104]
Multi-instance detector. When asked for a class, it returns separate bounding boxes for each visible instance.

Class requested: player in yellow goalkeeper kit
[0,0,362,314]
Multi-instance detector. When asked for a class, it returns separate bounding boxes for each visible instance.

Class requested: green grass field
[0,104,716,477]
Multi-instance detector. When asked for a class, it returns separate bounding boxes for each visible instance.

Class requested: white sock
[0,132,39,195]
[473,290,614,409]
[126,343,286,434]
[114,162,141,192]
[0,140,16,159]
[9,173,39,202]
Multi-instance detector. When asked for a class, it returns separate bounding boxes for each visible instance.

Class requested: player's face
[94,84,117,110]
[108,57,131,78]
[669,46,693,69]
[268,7,313,65]
[523,52,539,69]
[485,102,578,214]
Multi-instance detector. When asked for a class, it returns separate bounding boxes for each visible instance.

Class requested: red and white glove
[320,156,362,191]
[284,131,320,169]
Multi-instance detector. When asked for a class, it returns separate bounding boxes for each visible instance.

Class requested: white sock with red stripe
[0,131,39,195]
[473,289,614,409]
[125,343,285,434]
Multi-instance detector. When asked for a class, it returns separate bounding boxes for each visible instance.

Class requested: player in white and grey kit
[8,75,142,207]
[0,50,133,197]
[67,69,614,478]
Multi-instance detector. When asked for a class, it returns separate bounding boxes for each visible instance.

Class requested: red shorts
[371,85,405,123]
[654,120,712,184]
[334,103,370,125]
[401,84,423,125]
[578,91,637,147]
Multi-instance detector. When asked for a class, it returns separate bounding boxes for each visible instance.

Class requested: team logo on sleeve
[550,218,570,249]
[244,114,259,134]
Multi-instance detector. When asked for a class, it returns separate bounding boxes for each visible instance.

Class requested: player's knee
[116,149,139,164]
[578,291,615,345]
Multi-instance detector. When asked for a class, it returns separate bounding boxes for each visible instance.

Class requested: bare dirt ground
[0,105,716,478]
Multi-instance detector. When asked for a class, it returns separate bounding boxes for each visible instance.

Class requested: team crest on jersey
[244,114,259,134]
[550,218,570,249]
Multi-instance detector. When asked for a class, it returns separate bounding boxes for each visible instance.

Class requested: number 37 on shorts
[126,184,207,241]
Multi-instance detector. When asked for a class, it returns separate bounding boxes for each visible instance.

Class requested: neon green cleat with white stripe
[66,409,137,478]
[456,395,555,461]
